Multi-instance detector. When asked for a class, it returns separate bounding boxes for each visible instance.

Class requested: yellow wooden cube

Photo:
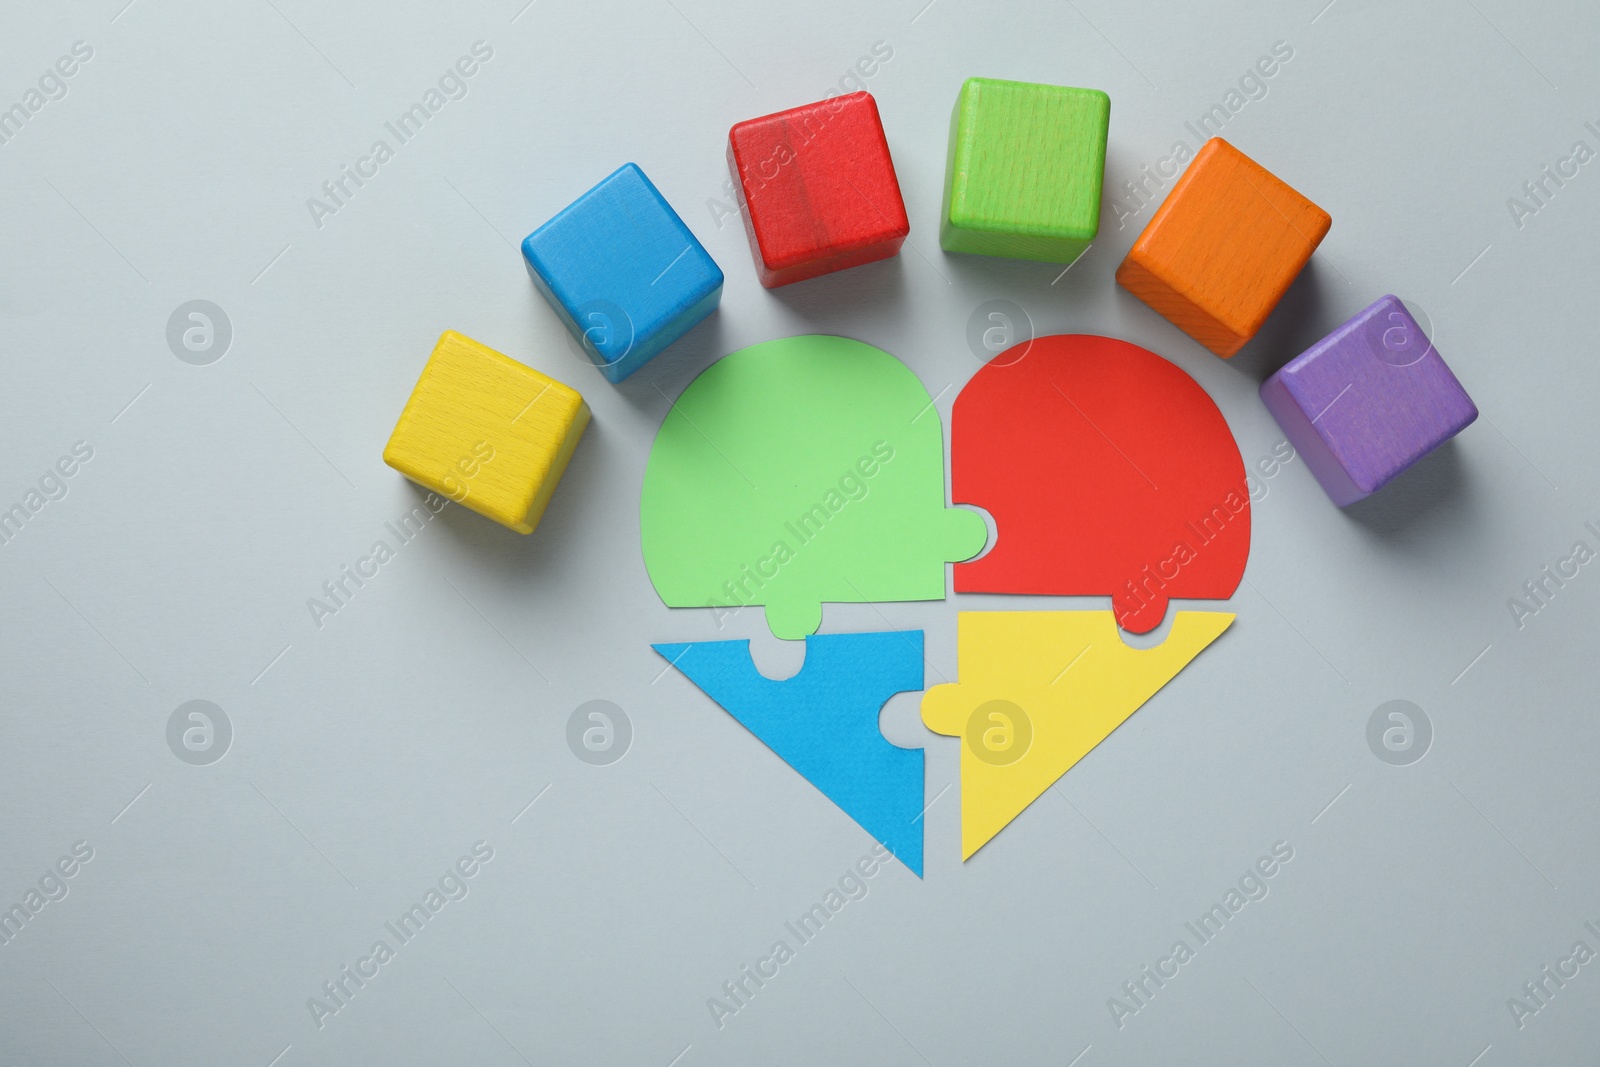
[383,331,590,534]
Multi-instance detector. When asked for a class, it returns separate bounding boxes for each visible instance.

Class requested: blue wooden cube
[522,163,722,383]
[1260,295,1477,506]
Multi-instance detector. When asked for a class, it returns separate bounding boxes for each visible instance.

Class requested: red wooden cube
[727,92,910,288]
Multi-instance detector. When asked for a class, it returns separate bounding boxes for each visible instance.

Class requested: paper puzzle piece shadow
[642,335,986,641]
[922,611,1233,860]
[654,630,928,876]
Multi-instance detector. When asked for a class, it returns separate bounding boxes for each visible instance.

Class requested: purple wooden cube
[1260,295,1477,506]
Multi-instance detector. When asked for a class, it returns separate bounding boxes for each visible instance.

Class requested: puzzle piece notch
[641,335,987,641]
[922,610,1234,860]
[654,630,927,876]
[1259,294,1477,506]
[522,162,723,383]
[383,330,589,534]
[727,92,910,288]
[1115,138,1330,357]
[952,333,1249,635]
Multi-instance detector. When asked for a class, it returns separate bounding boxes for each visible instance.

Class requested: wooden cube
[522,163,722,383]
[383,331,589,533]
[727,92,909,288]
[1259,295,1477,506]
[1116,138,1330,357]
[939,77,1109,263]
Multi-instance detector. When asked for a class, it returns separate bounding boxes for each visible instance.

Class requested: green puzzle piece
[641,335,987,640]
[939,77,1110,263]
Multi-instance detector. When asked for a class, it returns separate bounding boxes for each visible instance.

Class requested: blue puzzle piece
[523,162,722,383]
[653,631,926,877]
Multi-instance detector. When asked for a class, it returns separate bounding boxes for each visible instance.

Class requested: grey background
[1,0,1596,1063]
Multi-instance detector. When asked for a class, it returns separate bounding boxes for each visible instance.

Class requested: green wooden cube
[939,77,1110,263]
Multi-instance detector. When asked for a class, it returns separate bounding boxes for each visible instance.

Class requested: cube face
[939,77,1109,263]
[727,92,909,288]
[522,163,722,383]
[1117,138,1329,357]
[383,331,590,533]
[1260,296,1477,506]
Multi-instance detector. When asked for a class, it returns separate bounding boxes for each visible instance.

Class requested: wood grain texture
[522,163,722,382]
[727,92,909,288]
[1116,137,1330,357]
[1259,295,1477,506]
[939,77,1109,263]
[383,331,589,533]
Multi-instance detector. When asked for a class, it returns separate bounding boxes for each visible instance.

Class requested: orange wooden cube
[1116,138,1330,358]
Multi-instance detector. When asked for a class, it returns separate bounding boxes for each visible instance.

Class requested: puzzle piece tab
[654,630,926,876]
[922,611,1233,860]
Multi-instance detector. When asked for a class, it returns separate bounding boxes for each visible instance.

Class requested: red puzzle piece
[727,92,909,288]
[953,334,1250,634]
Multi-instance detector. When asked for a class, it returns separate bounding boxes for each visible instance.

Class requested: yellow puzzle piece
[383,331,589,533]
[922,610,1233,860]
